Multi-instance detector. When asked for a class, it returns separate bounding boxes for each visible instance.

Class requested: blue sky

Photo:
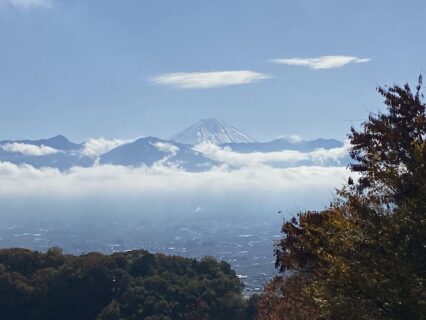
[0,0,425,142]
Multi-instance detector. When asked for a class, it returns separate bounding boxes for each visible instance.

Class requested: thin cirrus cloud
[271,55,370,70]
[150,71,271,89]
[1,0,53,9]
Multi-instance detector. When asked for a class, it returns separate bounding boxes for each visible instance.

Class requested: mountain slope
[170,118,256,145]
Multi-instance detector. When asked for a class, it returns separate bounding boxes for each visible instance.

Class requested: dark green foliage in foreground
[0,248,254,320]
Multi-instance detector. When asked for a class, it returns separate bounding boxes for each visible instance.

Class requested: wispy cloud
[151,71,271,89]
[152,141,180,165]
[1,0,53,9]
[1,143,59,156]
[277,134,303,143]
[82,138,132,157]
[153,142,179,155]
[271,55,370,70]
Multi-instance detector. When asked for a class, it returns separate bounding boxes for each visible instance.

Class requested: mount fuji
[170,118,256,145]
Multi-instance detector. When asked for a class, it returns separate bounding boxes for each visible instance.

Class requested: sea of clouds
[0,160,353,225]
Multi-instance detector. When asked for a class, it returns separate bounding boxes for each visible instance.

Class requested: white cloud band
[0,161,351,199]
[271,55,370,69]
[151,71,271,89]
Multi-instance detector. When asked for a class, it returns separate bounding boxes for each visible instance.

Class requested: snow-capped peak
[170,118,256,145]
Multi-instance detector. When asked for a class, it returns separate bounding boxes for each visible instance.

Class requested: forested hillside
[0,248,257,320]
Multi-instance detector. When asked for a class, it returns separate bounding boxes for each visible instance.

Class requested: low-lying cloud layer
[151,71,271,89]
[0,161,352,208]
[271,55,370,69]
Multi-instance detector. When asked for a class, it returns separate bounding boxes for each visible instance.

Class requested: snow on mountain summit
[170,118,256,145]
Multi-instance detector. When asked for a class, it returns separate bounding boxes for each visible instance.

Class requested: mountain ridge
[99,136,220,172]
[0,119,347,170]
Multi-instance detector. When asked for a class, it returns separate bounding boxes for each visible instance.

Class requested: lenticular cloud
[151,71,271,89]
[271,55,370,69]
